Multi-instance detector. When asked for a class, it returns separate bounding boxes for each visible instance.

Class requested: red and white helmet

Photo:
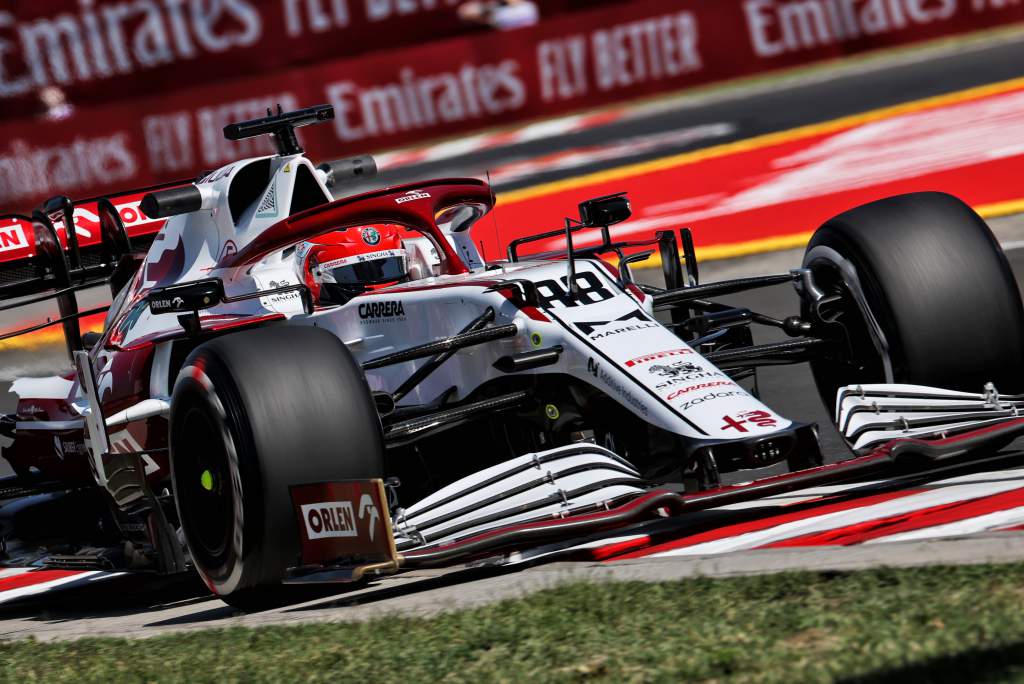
[296,225,408,305]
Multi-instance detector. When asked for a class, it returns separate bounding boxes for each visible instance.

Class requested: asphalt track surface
[376,30,1024,191]
[4,35,1024,638]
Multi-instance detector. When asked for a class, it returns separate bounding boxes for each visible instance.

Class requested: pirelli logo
[624,348,693,367]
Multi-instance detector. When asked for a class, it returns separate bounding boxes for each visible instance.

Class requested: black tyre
[803,191,1024,407]
[169,325,383,608]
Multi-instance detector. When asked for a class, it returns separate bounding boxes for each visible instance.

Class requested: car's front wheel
[168,325,384,609]
[803,191,1024,411]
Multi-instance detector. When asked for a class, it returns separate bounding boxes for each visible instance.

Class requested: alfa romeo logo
[361,227,380,245]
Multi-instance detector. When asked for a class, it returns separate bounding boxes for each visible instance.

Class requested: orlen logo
[395,190,431,204]
[301,501,358,540]
[625,349,693,367]
[0,222,27,253]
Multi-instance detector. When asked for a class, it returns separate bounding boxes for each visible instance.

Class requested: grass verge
[5,564,1024,683]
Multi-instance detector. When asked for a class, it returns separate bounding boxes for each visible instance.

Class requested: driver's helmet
[297,225,407,305]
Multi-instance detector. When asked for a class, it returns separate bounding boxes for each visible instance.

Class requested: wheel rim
[175,405,235,568]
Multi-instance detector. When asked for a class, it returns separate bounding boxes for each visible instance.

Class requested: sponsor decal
[535,272,614,308]
[200,165,234,184]
[59,439,88,458]
[0,222,27,253]
[263,279,300,305]
[624,349,693,367]
[646,359,726,389]
[654,370,726,390]
[114,201,160,229]
[361,226,381,245]
[395,190,431,204]
[597,367,649,416]
[149,296,185,312]
[576,310,657,339]
[678,389,746,411]
[649,361,701,378]
[587,357,600,378]
[666,381,734,402]
[290,480,396,567]
[359,300,406,321]
[301,500,358,540]
[721,410,778,432]
[320,249,404,271]
[359,494,381,542]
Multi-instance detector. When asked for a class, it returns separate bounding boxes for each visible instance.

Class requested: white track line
[0,568,30,580]
[866,505,1024,544]
[650,468,1024,557]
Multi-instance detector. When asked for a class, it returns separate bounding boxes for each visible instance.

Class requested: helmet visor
[322,251,408,286]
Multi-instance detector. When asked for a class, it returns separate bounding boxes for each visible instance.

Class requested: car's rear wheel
[169,325,384,610]
[803,192,1024,412]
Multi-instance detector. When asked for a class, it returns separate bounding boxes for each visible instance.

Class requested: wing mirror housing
[147,278,225,315]
[578,193,631,227]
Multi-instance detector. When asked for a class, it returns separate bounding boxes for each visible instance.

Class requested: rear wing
[0,181,183,288]
[0,181,184,359]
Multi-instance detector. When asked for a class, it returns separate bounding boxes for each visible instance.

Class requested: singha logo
[649,361,702,378]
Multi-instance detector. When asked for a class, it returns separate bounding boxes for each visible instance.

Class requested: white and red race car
[2,105,1023,608]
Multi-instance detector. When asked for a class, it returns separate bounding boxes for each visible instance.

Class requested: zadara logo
[395,190,431,204]
[301,501,358,540]
[625,349,693,367]
[359,300,406,320]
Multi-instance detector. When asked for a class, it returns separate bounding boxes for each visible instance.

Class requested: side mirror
[578,193,631,227]
[148,278,224,315]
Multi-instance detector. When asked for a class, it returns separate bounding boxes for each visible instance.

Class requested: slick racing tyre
[169,325,383,610]
[803,191,1024,408]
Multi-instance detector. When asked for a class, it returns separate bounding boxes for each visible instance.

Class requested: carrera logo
[625,349,693,367]
[301,501,358,540]
[0,223,27,253]
[395,191,431,204]
[359,301,406,320]
[666,381,734,402]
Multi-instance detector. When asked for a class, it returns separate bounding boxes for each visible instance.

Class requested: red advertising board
[0,0,608,119]
[1,0,1023,213]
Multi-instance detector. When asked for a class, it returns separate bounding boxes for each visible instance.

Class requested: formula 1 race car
[2,105,1024,608]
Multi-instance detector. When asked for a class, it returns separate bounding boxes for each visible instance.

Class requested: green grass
[6,564,1024,682]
